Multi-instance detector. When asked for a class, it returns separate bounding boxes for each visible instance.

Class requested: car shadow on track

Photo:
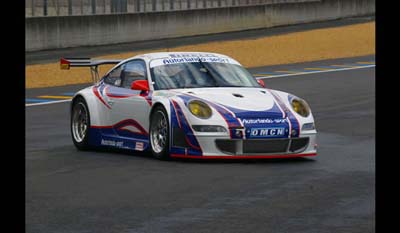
[88,147,316,164]
[171,157,316,164]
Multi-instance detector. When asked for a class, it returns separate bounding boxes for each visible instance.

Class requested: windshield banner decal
[150,55,240,68]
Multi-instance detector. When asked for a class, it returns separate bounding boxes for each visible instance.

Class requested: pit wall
[26,0,375,51]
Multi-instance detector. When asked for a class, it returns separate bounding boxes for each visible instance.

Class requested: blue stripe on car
[177,94,243,139]
[269,91,300,138]
[170,99,203,156]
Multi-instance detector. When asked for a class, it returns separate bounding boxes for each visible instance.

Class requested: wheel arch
[148,99,172,160]
[148,99,172,144]
[149,99,171,121]
[70,94,84,110]
[70,89,103,126]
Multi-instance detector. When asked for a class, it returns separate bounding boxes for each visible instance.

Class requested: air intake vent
[215,137,310,155]
[289,138,309,152]
[232,93,244,98]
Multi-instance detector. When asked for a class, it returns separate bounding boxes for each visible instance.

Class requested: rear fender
[71,87,104,126]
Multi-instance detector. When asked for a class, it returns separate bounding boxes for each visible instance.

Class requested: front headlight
[290,97,310,117]
[188,100,212,119]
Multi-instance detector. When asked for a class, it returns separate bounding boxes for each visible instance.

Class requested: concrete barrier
[26,0,375,52]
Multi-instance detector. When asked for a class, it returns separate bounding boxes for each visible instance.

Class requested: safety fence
[26,0,318,17]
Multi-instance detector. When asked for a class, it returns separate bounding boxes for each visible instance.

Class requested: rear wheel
[149,106,170,160]
[71,97,91,150]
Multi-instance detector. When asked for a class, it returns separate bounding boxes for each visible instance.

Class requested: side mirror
[257,79,266,88]
[131,80,149,91]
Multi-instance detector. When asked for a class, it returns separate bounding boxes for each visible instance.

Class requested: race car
[61,52,317,159]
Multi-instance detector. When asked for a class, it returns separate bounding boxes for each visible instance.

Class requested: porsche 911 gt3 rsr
[61,52,317,159]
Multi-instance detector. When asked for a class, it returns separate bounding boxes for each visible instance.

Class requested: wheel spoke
[72,103,88,143]
[151,110,168,154]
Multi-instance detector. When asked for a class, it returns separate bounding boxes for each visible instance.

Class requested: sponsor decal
[162,57,229,65]
[169,53,218,58]
[250,127,286,137]
[240,118,288,125]
[135,142,144,151]
[150,54,240,67]
[101,139,124,147]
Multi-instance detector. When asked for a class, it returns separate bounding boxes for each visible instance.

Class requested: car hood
[173,87,285,119]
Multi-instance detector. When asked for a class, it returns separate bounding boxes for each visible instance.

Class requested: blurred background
[26,0,309,17]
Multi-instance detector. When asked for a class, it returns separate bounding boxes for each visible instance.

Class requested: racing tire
[149,106,170,160]
[71,97,91,150]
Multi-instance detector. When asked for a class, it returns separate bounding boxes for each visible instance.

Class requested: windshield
[150,60,260,90]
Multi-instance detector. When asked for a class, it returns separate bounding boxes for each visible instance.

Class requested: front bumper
[171,132,317,159]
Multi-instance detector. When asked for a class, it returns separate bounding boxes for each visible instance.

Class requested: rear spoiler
[60,57,122,83]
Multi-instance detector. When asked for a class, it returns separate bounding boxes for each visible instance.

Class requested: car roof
[105,52,240,77]
[130,52,233,61]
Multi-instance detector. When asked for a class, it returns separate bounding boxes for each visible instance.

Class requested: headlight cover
[188,100,212,119]
[290,96,310,117]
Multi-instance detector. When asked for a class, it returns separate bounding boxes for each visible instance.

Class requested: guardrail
[26,0,319,17]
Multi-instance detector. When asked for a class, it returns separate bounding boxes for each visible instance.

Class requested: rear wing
[60,57,122,83]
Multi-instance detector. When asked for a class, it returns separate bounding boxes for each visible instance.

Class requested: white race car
[61,52,317,159]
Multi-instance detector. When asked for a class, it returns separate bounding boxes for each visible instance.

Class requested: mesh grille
[243,139,289,154]
[289,138,309,152]
[215,137,309,155]
[215,140,238,154]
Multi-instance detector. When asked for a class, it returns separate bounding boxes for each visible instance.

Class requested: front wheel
[149,106,170,160]
[71,97,91,150]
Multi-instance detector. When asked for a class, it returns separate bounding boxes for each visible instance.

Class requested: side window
[103,66,122,86]
[120,60,147,89]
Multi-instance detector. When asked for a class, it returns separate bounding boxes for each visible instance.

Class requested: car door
[103,59,151,139]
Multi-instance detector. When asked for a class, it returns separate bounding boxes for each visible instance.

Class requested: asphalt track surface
[26,55,375,233]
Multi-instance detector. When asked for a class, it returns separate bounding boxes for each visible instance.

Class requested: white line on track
[254,64,375,80]
[26,99,71,107]
[26,64,375,107]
